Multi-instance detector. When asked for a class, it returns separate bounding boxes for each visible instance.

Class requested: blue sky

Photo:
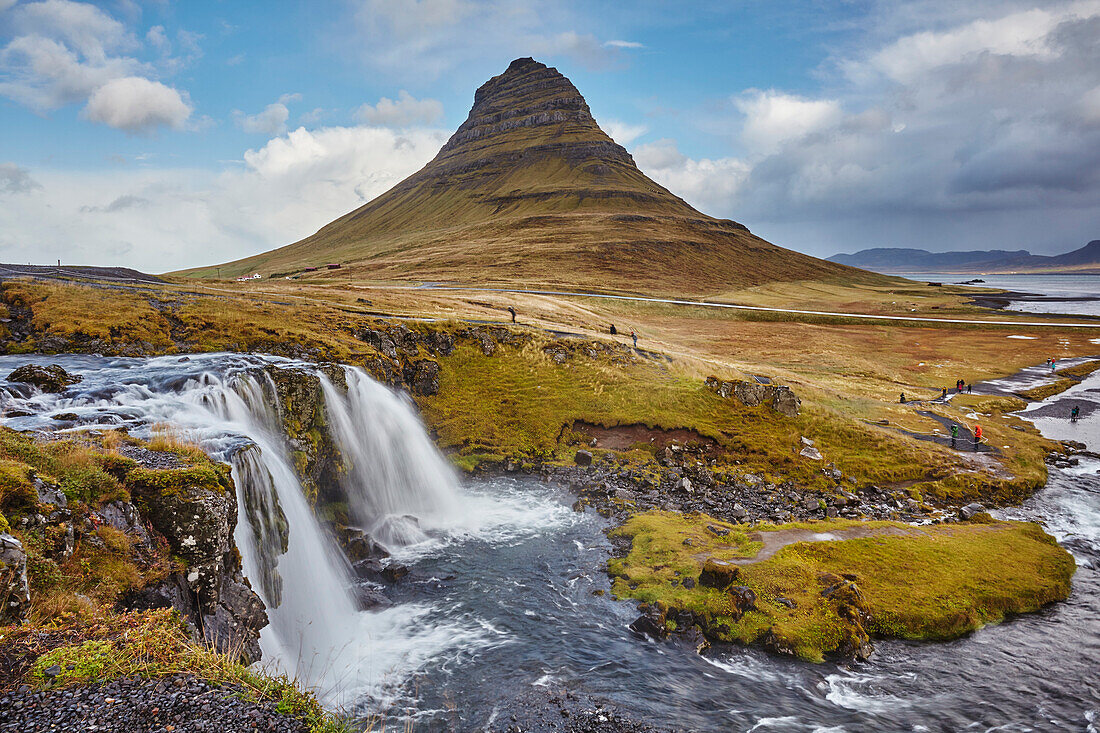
[1,0,1098,272]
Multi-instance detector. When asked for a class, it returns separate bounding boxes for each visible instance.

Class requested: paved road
[416,285,1100,328]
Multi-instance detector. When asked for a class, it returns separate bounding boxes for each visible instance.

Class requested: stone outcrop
[705,376,801,417]
[126,464,268,662]
[0,533,30,624]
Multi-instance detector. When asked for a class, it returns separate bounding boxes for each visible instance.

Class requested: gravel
[0,675,310,733]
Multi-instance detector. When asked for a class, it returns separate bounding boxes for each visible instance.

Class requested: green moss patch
[610,510,1075,662]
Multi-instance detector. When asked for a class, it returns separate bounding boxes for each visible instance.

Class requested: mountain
[183,58,880,295]
[828,241,1100,275]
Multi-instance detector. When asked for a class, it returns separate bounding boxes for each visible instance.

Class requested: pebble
[0,675,310,733]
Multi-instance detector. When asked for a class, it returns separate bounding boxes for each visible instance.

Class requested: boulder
[0,533,30,624]
[729,585,757,617]
[628,611,667,640]
[959,502,985,520]
[734,381,768,407]
[6,363,83,393]
[381,563,410,583]
[771,386,801,417]
[675,477,693,494]
[706,524,729,537]
[698,559,741,590]
[799,446,823,460]
[574,449,593,467]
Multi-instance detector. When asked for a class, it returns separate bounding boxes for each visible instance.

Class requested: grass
[0,428,128,505]
[2,609,355,733]
[609,510,1075,662]
[1017,379,1078,401]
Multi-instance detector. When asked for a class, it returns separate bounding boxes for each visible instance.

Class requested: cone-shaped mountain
[189,58,874,295]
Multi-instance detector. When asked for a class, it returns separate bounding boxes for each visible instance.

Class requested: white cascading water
[320,368,462,546]
[0,355,491,706]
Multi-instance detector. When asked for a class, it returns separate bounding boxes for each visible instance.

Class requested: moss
[0,429,125,505]
[1017,379,1078,401]
[126,463,233,498]
[611,510,1075,661]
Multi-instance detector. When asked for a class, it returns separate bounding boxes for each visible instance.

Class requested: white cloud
[604,40,643,49]
[634,139,750,216]
[0,163,42,194]
[357,90,443,127]
[735,89,843,153]
[641,1,1100,257]
[234,102,291,136]
[82,76,192,133]
[601,119,648,145]
[0,125,450,271]
[0,0,197,131]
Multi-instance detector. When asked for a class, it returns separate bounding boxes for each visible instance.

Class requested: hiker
[610,324,617,336]
[507,306,516,323]
[900,393,906,404]
[1051,359,1057,372]
[631,329,638,348]
[973,423,983,450]
[951,423,959,448]
[1071,405,1080,421]
[967,383,972,394]
[941,387,947,399]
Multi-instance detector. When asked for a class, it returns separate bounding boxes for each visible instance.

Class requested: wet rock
[959,502,985,520]
[574,449,593,467]
[50,412,79,421]
[381,563,410,583]
[355,585,392,610]
[6,363,83,393]
[336,526,390,563]
[698,559,741,590]
[0,533,31,624]
[628,611,667,640]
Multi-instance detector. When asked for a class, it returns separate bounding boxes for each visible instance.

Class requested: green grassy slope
[180,58,885,297]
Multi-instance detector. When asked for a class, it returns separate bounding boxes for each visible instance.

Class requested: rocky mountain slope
[182,58,878,296]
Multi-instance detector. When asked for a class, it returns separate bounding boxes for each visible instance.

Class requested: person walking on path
[631,330,638,348]
[967,383,972,394]
[610,324,617,336]
[900,393,906,404]
[507,306,516,323]
[942,387,948,400]
[951,423,959,448]
[1071,405,1080,421]
[973,423,983,451]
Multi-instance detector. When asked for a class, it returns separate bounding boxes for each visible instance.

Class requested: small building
[326,263,342,270]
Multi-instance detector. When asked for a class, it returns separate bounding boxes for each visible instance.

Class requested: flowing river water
[1,353,1098,732]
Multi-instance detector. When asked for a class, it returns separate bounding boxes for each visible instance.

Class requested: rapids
[2,353,1098,731]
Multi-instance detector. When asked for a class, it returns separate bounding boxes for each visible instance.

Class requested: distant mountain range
[828,240,1100,275]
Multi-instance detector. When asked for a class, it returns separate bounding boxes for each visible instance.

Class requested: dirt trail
[729,524,925,564]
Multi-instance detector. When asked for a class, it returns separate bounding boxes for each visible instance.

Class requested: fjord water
[1,355,1098,731]
[900,272,1100,316]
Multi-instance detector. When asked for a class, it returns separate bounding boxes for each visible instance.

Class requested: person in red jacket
[973,423,983,450]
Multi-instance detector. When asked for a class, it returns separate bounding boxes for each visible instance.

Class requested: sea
[898,272,1100,317]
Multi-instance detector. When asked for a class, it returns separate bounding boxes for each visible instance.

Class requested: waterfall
[0,354,483,706]
[320,367,462,547]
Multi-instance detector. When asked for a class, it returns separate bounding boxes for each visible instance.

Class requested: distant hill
[180,58,886,296]
[829,241,1100,275]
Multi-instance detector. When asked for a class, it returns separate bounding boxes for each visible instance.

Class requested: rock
[628,612,667,640]
[800,446,823,460]
[734,381,768,407]
[681,576,696,589]
[381,563,410,583]
[698,559,741,590]
[50,412,79,421]
[34,478,67,508]
[729,586,757,617]
[802,497,820,511]
[402,359,441,396]
[731,504,749,521]
[705,524,730,537]
[800,436,815,447]
[771,386,801,417]
[354,586,392,610]
[0,533,31,624]
[776,596,797,608]
[336,526,390,563]
[959,502,985,520]
[6,363,83,393]
[675,477,693,493]
[574,449,593,467]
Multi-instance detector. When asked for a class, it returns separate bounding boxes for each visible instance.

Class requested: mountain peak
[190,58,871,295]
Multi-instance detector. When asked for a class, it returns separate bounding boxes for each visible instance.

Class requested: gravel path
[0,675,309,733]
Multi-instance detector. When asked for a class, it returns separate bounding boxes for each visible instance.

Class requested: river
[1,354,1098,731]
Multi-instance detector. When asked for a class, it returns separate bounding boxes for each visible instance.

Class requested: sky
[1,0,1099,273]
